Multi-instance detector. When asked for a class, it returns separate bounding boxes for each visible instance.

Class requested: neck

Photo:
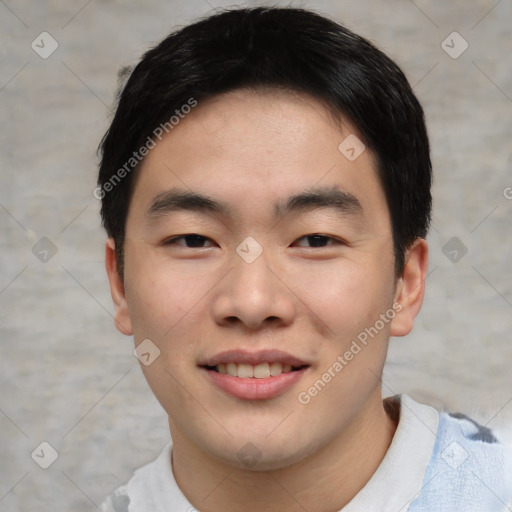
[170,390,398,512]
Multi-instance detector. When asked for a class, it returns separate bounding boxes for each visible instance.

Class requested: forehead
[128,88,389,226]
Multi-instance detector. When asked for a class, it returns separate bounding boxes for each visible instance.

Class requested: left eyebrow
[145,185,363,223]
[273,186,363,219]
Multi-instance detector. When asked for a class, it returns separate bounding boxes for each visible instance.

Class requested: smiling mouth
[203,362,309,378]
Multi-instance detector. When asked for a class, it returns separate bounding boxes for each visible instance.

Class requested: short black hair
[97,6,432,277]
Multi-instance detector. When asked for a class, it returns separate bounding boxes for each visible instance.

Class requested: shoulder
[408,407,512,512]
[99,442,176,512]
[100,489,131,512]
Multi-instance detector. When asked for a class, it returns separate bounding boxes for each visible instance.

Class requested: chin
[204,427,321,472]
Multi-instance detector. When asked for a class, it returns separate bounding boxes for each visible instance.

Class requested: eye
[293,234,344,248]
[163,234,215,248]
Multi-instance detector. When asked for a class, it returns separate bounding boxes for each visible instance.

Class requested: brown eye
[294,235,340,248]
[164,234,214,248]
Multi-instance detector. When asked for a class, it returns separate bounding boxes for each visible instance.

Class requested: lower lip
[201,367,309,400]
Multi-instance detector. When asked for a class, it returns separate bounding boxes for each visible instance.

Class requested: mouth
[203,362,308,378]
[199,350,311,400]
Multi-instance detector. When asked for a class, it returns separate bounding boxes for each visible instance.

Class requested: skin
[105,88,428,511]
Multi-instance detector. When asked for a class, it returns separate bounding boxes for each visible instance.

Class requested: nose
[211,250,296,331]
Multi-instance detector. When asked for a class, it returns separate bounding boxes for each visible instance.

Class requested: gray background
[1,0,511,510]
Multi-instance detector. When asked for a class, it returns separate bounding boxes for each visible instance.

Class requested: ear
[390,238,429,337]
[105,238,133,336]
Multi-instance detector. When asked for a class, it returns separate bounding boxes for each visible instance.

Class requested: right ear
[105,238,133,336]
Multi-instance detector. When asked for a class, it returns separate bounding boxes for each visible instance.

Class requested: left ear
[390,238,429,337]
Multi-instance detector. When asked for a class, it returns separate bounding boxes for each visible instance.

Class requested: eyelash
[164,234,214,248]
[163,234,345,249]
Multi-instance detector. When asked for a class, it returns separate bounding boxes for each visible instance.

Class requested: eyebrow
[145,186,363,223]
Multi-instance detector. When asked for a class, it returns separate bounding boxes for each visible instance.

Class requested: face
[107,89,421,470]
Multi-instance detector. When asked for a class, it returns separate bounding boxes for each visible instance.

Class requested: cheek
[125,277,180,340]
[124,248,208,339]
[123,251,220,404]
[288,261,387,337]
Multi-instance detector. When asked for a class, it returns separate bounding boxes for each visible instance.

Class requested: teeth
[237,363,254,378]
[214,362,298,378]
[226,363,237,377]
[270,362,283,376]
[253,363,270,379]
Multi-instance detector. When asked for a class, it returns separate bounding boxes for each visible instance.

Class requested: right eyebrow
[145,189,230,223]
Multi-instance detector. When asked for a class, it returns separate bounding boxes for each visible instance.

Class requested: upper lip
[200,349,310,368]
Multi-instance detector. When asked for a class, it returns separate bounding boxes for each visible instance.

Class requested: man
[97,7,511,511]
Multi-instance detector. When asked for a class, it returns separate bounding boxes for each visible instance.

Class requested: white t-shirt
[100,394,512,511]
